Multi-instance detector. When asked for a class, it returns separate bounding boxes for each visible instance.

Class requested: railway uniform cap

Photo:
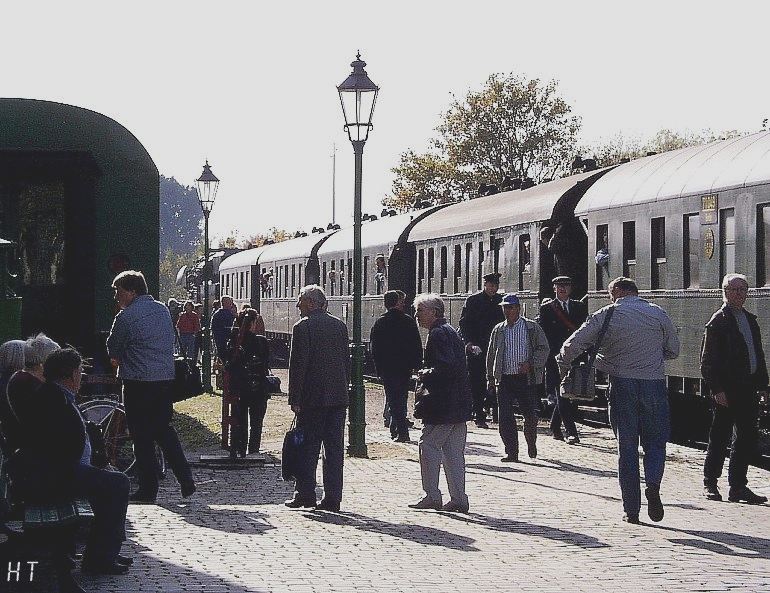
[500,293,521,306]
[552,276,573,286]
[483,272,502,284]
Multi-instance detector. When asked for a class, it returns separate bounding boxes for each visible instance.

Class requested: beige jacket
[486,317,550,386]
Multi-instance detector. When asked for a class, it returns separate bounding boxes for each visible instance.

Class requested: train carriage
[576,130,770,441]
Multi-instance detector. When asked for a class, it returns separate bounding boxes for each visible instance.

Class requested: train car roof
[575,131,770,214]
[218,244,274,272]
[258,232,336,264]
[406,169,609,242]
[316,210,430,256]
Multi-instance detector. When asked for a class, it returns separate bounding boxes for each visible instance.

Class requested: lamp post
[337,52,379,458]
[196,160,220,393]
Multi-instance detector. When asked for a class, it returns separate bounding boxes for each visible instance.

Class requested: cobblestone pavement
[65,414,770,593]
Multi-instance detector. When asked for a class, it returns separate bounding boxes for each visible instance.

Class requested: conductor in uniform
[537,276,588,443]
[459,272,504,428]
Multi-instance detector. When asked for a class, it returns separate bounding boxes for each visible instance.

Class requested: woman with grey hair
[409,293,473,513]
[0,339,26,449]
[3,334,60,452]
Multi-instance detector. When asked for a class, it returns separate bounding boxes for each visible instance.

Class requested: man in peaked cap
[537,276,588,444]
[459,272,504,428]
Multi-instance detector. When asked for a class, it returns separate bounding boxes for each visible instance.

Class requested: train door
[0,152,98,349]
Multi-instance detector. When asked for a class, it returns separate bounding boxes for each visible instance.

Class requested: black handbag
[264,373,281,394]
[172,329,204,403]
[281,416,305,481]
[561,306,615,401]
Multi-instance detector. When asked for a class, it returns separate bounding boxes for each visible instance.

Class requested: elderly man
[537,276,588,443]
[486,294,550,462]
[285,285,349,511]
[459,272,505,428]
[558,277,679,524]
[370,290,423,442]
[106,270,195,503]
[19,348,131,575]
[701,273,768,504]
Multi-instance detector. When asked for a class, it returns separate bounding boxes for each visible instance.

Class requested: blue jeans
[295,405,347,504]
[608,376,670,515]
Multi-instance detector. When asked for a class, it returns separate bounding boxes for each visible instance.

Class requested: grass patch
[172,393,222,449]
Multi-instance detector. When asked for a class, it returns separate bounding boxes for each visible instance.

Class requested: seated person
[15,348,132,575]
[4,334,60,453]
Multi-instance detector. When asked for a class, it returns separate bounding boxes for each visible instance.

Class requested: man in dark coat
[286,285,350,511]
[18,348,131,574]
[370,290,423,442]
[211,295,236,358]
[701,273,768,504]
[537,276,588,443]
[458,272,504,428]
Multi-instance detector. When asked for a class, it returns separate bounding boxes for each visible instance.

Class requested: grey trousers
[418,422,468,506]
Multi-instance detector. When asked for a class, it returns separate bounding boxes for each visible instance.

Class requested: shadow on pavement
[466,462,524,473]
[652,524,770,559]
[537,457,617,479]
[302,510,479,551]
[439,512,609,549]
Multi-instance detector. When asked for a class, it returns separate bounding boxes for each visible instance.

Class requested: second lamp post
[337,52,379,458]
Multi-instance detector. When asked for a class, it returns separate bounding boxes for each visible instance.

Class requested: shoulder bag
[172,328,204,403]
[561,306,615,401]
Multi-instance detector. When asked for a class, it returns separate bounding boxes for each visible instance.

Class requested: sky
[3,1,770,243]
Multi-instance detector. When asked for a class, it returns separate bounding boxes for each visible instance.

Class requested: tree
[160,175,203,255]
[159,248,192,303]
[386,74,581,210]
[216,226,293,249]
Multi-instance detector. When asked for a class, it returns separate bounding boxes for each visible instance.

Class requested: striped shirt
[503,317,529,374]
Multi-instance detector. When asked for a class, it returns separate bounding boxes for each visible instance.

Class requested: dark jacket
[370,308,423,378]
[537,298,588,355]
[701,304,769,398]
[226,332,270,399]
[288,310,350,408]
[15,381,87,502]
[458,291,504,353]
[212,307,236,354]
[419,318,473,425]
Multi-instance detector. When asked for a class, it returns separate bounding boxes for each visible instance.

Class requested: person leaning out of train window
[486,294,550,463]
[700,273,768,505]
[176,300,200,360]
[225,309,271,458]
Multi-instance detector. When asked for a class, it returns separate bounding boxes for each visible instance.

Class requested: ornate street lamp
[196,160,220,392]
[337,52,379,458]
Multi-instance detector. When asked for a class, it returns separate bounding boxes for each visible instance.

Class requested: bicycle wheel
[80,399,166,479]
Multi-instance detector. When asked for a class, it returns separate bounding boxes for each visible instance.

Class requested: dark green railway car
[0,98,159,353]
[577,131,770,442]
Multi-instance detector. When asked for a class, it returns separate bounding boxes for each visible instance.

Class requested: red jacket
[176,311,201,334]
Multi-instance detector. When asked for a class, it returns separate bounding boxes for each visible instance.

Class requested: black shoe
[501,455,519,463]
[395,434,411,443]
[116,554,133,567]
[622,513,640,525]
[406,419,415,428]
[316,499,340,511]
[552,432,565,441]
[645,485,664,522]
[527,443,537,459]
[728,486,768,504]
[284,497,317,509]
[181,481,196,499]
[703,482,722,501]
[475,420,490,429]
[566,435,580,445]
[81,560,130,575]
[129,490,157,504]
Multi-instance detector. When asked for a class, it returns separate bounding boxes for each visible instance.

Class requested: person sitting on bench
[16,348,132,575]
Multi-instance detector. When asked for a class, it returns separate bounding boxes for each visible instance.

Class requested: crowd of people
[0,267,766,588]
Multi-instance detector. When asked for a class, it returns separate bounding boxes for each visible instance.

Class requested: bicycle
[79,375,166,478]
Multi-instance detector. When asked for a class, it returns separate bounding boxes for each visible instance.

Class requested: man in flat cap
[537,276,588,443]
[459,272,505,428]
[486,293,550,461]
